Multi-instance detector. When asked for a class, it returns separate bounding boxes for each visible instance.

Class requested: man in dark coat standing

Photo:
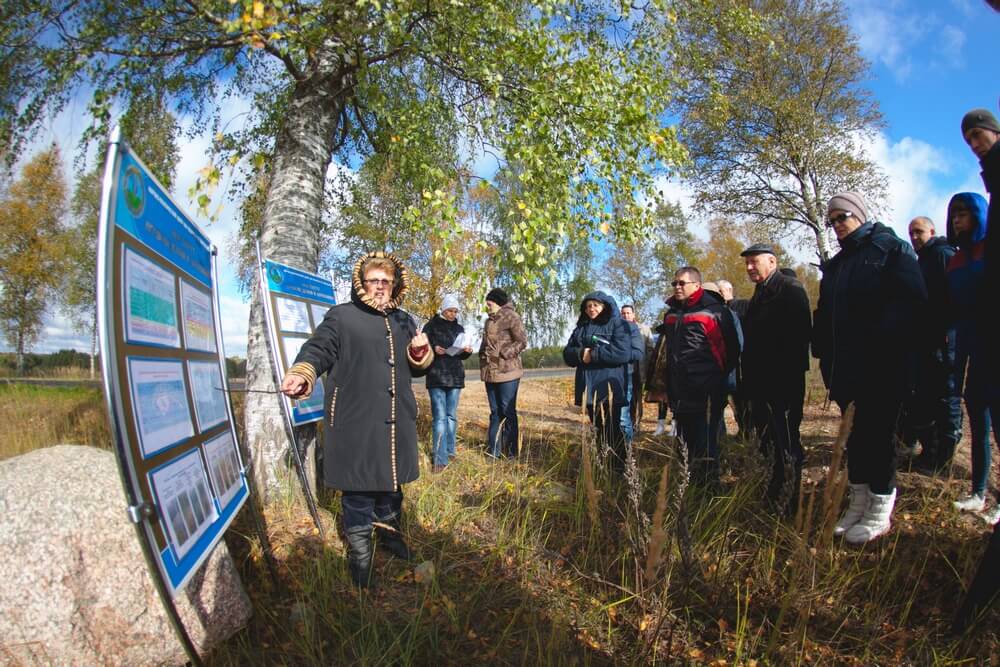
[953,107,1000,633]
[281,251,433,588]
[904,216,961,472]
[739,243,811,515]
[813,192,927,545]
[661,267,740,485]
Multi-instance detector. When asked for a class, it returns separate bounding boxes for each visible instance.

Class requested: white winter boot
[845,489,896,544]
[653,420,667,436]
[834,483,869,537]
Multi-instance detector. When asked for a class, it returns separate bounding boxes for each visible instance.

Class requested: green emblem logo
[122,165,145,217]
[267,265,284,285]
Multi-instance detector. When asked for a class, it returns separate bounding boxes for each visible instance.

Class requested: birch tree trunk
[244,64,349,501]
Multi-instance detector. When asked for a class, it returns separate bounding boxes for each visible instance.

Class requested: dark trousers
[675,390,726,482]
[486,379,520,457]
[657,402,668,420]
[967,399,1000,496]
[839,396,902,494]
[341,489,403,531]
[588,400,627,471]
[902,338,963,461]
[752,376,805,505]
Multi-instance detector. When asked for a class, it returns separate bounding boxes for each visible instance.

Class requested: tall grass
[3,378,998,664]
[0,384,110,461]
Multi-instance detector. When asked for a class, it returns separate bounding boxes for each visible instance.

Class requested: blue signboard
[98,130,249,597]
[258,256,336,426]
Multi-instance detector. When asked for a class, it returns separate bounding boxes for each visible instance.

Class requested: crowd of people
[279,106,1000,628]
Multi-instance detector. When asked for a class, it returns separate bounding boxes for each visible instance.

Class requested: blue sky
[6,0,999,358]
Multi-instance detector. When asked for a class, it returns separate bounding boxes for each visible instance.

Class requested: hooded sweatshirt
[563,291,632,407]
[945,192,995,401]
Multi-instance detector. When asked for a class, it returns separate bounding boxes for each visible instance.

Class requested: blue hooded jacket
[563,291,632,407]
[945,192,994,400]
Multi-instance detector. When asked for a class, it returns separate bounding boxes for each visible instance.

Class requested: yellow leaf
[599,222,610,234]
[253,0,264,18]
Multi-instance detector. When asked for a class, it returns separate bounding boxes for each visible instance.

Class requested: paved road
[2,367,573,391]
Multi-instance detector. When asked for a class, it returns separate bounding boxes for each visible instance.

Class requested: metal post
[255,240,325,536]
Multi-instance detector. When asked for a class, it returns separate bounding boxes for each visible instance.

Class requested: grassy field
[2,377,998,664]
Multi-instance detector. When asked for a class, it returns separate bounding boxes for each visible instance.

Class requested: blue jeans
[621,367,634,441]
[968,400,1000,496]
[428,387,461,466]
[485,379,520,458]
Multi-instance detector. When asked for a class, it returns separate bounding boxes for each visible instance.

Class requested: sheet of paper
[202,432,243,510]
[149,449,218,560]
[275,296,311,333]
[180,280,217,352]
[124,248,180,347]
[309,303,330,330]
[129,358,194,457]
[187,360,228,432]
[445,331,470,356]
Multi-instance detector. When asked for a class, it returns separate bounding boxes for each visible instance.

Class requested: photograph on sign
[275,296,311,333]
[128,358,194,457]
[309,302,330,329]
[149,449,219,561]
[202,431,243,510]
[180,280,217,353]
[187,360,228,433]
[124,248,180,348]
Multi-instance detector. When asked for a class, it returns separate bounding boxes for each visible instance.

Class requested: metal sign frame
[96,127,252,664]
[255,243,336,533]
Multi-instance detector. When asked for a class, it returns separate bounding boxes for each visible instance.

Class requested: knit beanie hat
[961,108,1000,136]
[485,288,509,306]
[827,191,869,224]
[440,294,461,313]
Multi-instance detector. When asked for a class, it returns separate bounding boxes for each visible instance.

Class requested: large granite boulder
[0,445,252,666]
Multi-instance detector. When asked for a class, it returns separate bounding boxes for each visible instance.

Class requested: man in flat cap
[739,243,811,515]
[812,192,926,545]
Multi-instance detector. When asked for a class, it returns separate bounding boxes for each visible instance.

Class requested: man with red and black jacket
[661,266,740,485]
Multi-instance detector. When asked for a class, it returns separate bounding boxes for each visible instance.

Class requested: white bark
[245,67,347,500]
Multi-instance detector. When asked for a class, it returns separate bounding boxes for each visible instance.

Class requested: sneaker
[980,505,1000,526]
[953,493,986,513]
[653,420,667,436]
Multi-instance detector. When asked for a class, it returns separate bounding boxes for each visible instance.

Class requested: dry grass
[4,376,1000,664]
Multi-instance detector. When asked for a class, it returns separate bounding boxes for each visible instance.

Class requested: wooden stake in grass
[818,403,855,547]
[643,462,671,585]
[582,435,600,527]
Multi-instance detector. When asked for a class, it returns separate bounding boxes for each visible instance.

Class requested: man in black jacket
[813,192,927,545]
[281,252,433,588]
[904,216,961,472]
[740,244,811,515]
[661,267,740,485]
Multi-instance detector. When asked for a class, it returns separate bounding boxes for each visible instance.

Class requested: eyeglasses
[827,211,854,226]
[364,278,394,287]
[671,280,697,288]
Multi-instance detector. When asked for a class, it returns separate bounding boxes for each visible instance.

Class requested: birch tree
[673,0,886,261]
[2,0,750,495]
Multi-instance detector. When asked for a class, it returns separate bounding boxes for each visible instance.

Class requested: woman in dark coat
[281,251,433,588]
[563,291,632,471]
[423,294,473,473]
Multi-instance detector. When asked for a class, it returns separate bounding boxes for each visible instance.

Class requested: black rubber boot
[345,525,375,589]
[374,514,412,561]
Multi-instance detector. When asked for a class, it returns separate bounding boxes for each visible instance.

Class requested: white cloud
[936,25,966,69]
[847,0,935,82]
[862,131,986,238]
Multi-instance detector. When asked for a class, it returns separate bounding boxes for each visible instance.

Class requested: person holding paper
[280,251,432,589]
[422,294,474,473]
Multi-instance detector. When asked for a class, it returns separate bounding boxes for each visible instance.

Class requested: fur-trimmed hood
[576,290,620,326]
[351,251,410,311]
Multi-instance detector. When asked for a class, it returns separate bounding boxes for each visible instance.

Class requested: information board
[258,255,337,426]
[97,129,248,596]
